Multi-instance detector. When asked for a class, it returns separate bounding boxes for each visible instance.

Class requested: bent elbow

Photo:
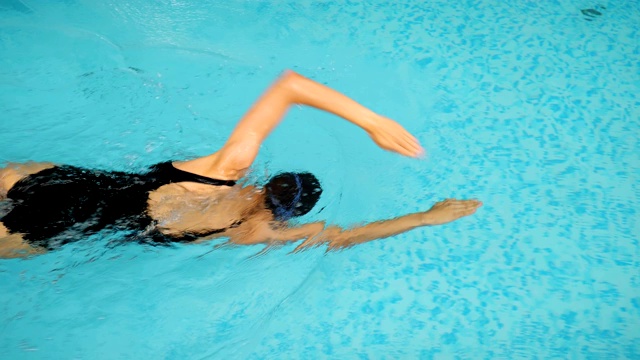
[278,70,306,99]
[280,69,301,81]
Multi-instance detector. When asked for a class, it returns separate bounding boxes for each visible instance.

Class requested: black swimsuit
[1,162,236,249]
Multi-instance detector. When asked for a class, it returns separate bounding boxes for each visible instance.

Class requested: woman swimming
[0,70,482,258]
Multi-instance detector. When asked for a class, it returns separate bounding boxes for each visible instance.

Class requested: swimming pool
[1,0,638,358]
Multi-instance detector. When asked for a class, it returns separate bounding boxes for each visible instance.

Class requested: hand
[421,199,482,225]
[366,116,425,158]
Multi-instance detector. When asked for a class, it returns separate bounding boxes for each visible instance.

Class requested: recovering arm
[179,71,424,180]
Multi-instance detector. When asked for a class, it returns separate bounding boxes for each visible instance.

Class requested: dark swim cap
[264,172,322,220]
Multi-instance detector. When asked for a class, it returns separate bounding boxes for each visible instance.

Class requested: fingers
[437,199,483,209]
[456,207,478,217]
[436,198,456,206]
[381,130,419,157]
[398,130,423,157]
[402,132,424,156]
[375,117,424,158]
[404,138,424,157]
[455,202,481,218]
[390,142,415,157]
[463,207,480,217]
[385,133,423,158]
[442,198,481,204]
[454,199,482,207]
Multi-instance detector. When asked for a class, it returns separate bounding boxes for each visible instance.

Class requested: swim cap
[264,172,322,220]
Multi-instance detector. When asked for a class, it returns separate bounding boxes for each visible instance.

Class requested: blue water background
[1,0,639,358]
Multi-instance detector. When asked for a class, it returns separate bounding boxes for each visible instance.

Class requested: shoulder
[173,153,244,181]
[1,162,56,195]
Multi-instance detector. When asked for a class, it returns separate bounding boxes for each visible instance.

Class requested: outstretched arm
[228,199,482,250]
[177,71,424,180]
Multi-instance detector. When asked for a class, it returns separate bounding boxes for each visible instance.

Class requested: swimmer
[0,70,481,258]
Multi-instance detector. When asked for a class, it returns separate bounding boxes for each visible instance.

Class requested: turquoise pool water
[1,0,639,358]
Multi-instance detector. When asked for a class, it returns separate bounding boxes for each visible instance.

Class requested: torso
[0,161,267,248]
[146,182,257,236]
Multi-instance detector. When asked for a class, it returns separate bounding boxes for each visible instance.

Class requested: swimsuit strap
[151,161,236,187]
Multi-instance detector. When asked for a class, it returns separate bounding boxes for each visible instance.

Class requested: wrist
[361,112,381,133]
[419,211,433,226]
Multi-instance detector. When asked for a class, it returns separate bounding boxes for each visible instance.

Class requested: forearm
[282,72,423,158]
[282,71,379,131]
[325,213,425,248]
